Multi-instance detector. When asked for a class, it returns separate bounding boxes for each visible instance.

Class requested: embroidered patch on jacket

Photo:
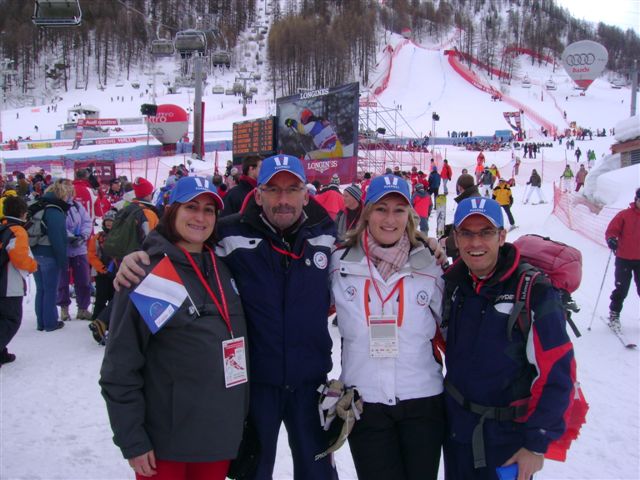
[313,251,328,269]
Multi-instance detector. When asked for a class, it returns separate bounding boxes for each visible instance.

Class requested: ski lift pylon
[32,0,82,27]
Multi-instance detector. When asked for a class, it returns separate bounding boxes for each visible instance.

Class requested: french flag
[130,256,189,334]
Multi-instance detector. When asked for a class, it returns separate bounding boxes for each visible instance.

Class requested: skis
[600,317,637,349]
[435,194,447,238]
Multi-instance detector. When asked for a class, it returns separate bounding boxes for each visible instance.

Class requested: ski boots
[60,306,70,322]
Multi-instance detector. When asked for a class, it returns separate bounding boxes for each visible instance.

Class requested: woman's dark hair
[156,202,218,247]
[3,195,28,218]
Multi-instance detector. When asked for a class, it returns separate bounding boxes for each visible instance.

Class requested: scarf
[364,229,410,281]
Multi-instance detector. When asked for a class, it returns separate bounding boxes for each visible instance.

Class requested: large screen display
[276,82,359,184]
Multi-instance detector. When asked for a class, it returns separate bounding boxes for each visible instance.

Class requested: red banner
[303,156,358,185]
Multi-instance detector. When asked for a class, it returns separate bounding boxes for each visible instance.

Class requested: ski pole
[588,250,613,331]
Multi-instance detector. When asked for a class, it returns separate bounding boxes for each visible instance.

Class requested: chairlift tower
[0,59,18,145]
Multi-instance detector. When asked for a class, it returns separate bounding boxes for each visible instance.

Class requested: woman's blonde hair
[45,178,75,201]
[343,198,427,248]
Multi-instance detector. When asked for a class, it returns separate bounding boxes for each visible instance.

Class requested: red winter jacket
[315,188,344,220]
[605,202,640,260]
[441,163,453,181]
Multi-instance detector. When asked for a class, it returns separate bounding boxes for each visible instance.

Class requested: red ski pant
[135,459,230,480]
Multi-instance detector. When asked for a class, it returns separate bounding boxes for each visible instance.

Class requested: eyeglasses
[455,228,501,240]
[260,186,305,196]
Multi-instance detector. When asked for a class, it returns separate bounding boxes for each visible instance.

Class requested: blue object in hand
[496,464,518,480]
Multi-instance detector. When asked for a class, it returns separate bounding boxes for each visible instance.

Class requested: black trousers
[92,273,115,321]
[609,257,640,313]
[0,297,23,351]
[348,394,445,480]
[500,205,515,226]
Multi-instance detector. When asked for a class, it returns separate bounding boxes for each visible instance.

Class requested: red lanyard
[363,230,404,314]
[179,246,233,337]
[269,240,305,260]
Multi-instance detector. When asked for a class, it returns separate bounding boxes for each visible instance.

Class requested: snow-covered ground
[1,23,639,480]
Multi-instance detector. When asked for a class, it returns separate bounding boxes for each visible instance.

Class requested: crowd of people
[1,155,636,480]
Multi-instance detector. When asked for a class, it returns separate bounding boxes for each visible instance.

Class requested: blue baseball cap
[169,176,223,210]
[454,197,504,229]
[365,174,411,205]
[258,154,306,186]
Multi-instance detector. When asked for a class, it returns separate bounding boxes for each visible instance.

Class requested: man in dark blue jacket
[443,198,576,480]
[115,155,338,480]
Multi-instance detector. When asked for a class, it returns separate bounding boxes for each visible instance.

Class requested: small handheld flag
[130,256,189,334]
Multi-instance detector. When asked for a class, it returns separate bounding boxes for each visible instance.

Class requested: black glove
[284,118,296,128]
[607,237,618,252]
[71,235,85,247]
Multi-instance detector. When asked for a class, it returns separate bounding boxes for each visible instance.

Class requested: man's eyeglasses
[455,228,501,240]
[260,186,305,196]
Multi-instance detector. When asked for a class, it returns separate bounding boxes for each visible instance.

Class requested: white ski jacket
[330,241,445,406]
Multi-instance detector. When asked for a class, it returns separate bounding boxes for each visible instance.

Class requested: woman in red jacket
[440,159,453,195]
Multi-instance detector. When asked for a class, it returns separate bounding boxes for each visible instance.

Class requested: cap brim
[455,212,502,228]
[172,191,223,210]
[366,190,411,205]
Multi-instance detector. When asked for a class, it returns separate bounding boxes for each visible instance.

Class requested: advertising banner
[276,82,359,184]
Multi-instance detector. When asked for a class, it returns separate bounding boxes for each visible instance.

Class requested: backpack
[102,203,146,259]
[0,224,14,268]
[26,200,64,248]
[510,234,582,337]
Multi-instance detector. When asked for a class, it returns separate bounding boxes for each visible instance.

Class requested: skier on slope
[284,108,344,160]
[604,188,640,333]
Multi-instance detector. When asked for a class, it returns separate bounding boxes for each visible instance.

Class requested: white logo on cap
[193,177,209,189]
[274,156,289,168]
[470,198,486,210]
[384,176,399,187]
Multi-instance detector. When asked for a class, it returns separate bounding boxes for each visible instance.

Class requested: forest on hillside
[0,0,637,99]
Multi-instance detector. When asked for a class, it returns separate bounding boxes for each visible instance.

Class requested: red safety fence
[552,184,622,247]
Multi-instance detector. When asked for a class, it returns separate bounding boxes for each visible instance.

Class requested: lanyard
[364,278,405,326]
[269,240,305,260]
[179,246,233,337]
[363,230,405,321]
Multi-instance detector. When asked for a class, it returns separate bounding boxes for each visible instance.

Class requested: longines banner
[276,82,359,184]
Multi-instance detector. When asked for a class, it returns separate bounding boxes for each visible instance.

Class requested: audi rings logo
[564,53,595,66]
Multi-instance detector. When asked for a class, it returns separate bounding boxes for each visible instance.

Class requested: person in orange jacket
[88,210,117,345]
[0,196,38,366]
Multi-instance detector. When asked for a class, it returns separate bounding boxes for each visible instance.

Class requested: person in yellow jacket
[0,187,18,219]
[0,196,38,366]
[492,178,516,230]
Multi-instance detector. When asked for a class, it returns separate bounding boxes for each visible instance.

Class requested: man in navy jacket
[115,155,338,480]
[443,198,576,480]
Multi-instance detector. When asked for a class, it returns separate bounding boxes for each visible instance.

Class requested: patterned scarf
[364,229,411,280]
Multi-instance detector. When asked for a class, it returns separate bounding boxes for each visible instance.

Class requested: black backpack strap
[507,263,541,341]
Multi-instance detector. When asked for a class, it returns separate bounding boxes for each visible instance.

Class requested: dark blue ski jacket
[215,195,336,387]
[442,243,576,455]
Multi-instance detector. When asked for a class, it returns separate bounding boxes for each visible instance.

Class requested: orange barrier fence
[552,183,622,247]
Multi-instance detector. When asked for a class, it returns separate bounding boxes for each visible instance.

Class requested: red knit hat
[133,177,154,199]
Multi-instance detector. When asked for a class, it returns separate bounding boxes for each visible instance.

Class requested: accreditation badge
[222,337,248,388]
[368,315,398,358]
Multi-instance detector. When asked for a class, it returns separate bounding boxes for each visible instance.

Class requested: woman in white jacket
[330,174,445,480]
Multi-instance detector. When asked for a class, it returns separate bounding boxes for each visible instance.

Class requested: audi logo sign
[564,53,596,66]
[561,40,608,91]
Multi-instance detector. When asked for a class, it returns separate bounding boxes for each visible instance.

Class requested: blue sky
[555,0,640,34]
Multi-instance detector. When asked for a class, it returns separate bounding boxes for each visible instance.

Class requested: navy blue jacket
[31,193,69,268]
[216,195,336,387]
[443,243,575,454]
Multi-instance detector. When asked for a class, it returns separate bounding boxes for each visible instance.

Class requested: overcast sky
[555,0,640,34]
